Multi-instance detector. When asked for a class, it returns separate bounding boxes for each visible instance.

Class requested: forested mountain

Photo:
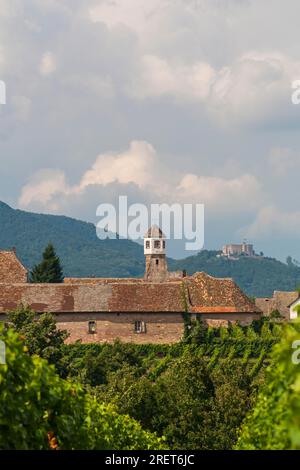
[1,201,300,296]
[0,201,145,278]
[169,251,300,297]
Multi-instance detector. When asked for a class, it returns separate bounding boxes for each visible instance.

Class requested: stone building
[256,291,299,320]
[222,243,255,258]
[0,227,261,344]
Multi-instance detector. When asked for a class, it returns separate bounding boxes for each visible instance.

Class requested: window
[134,320,147,334]
[88,320,97,334]
[156,259,159,265]
[145,240,150,249]
[154,240,160,249]
[163,241,166,249]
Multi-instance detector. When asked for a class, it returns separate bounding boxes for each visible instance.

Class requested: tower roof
[144,225,165,239]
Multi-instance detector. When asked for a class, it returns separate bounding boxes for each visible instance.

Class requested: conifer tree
[30,243,63,283]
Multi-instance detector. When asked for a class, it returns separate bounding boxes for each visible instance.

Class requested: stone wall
[0,310,261,344]
[199,312,261,327]
[55,312,185,344]
[144,254,169,282]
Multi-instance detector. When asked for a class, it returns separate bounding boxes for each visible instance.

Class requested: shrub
[236,320,300,449]
[0,326,165,450]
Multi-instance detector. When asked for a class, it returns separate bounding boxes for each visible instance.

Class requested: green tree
[7,304,68,368]
[150,353,216,449]
[187,317,207,344]
[56,324,275,450]
[236,321,300,450]
[210,358,256,449]
[30,243,63,283]
[0,326,165,450]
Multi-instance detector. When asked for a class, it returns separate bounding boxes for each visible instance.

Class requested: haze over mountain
[1,201,300,297]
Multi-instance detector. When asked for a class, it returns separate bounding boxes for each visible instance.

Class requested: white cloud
[18,140,262,217]
[240,206,300,239]
[0,0,24,18]
[19,169,71,209]
[11,95,32,121]
[129,55,215,102]
[79,140,158,189]
[128,51,300,128]
[208,51,300,127]
[89,0,164,35]
[177,172,261,212]
[18,141,163,212]
[39,52,57,76]
[268,147,300,177]
[2,0,300,259]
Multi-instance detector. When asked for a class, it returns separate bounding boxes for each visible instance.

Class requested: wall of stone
[54,312,185,344]
[199,312,261,327]
[144,254,169,282]
[0,311,261,344]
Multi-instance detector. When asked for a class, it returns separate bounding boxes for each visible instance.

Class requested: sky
[0,0,300,260]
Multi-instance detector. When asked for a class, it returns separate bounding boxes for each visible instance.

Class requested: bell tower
[144,225,168,282]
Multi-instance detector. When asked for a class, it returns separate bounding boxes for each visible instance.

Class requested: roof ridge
[192,271,234,281]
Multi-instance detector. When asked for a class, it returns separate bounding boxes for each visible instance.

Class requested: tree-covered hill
[169,250,300,297]
[0,201,145,278]
[1,201,300,296]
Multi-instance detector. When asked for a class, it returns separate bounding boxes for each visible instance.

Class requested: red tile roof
[0,271,260,315]
[107,282,184,312]
[0,249,260,315]
[0,250,28,284]
[186,272,260,314]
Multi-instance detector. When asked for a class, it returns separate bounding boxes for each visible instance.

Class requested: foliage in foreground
[3,305,286,450]
[0,327,165,450]
[7,304,68,369]
[92,351,260,450]
[236,320,300,449]
[59,320,283,449]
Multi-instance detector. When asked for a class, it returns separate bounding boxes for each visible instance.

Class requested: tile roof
[0,271,260,315]
[0,282,185,313]
[63,278,145,284]
[256,291,298,319]
[186,272,260,313]
[107,282,184,312]
[144,225,165,238]
[0,250,28,284]
[0,249,260,315]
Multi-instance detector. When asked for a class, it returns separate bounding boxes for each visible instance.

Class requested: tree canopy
[30,243,64,283]
[236,320,300,450]
[0,326,165,450]
[7,304,68,368]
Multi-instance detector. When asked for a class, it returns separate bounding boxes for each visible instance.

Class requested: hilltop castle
[0,226,261,344]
